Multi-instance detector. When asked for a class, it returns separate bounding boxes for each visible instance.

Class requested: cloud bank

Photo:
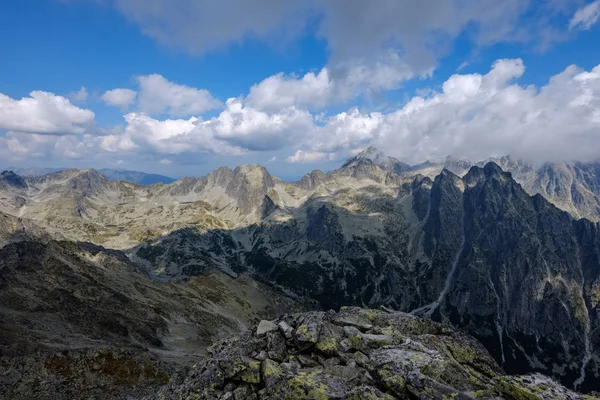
[3,59,600,167]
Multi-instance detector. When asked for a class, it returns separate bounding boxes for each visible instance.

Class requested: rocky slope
[135,162,600,392]
[0,240,303,399]
[488,156,600,222]
[153,307,592,400]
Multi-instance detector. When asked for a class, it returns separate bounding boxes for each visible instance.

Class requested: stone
[333,309,373,331]
[146,308,589,400]
[266,332,287,362]
[260,358,282,388]
[256,320,278,337]
[277,321,293,339]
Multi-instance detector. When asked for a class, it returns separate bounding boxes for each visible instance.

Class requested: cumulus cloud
[0,132,97,162]
[136,74,221,117]
[209,99,314,151]
[292,59,600,163]
[116,98,313,156]
[570,0,600,30]
[4,59,600,169]
[247,53,416,111]
[287,150,336,164]
[101,88,137,109]
[69,86,89,101]
[0,91,95,135]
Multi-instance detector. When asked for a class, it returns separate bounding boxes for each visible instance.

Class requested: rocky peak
[297,169,325,191]
[341,146,402,173]
[153,307,587,399]
[232,164,274,187]
[483,155,534,175]
[0,170,27,189]
[64,169,111,193]
[206,166,234,187]
[443,155,473,175]
[463,162,510,187]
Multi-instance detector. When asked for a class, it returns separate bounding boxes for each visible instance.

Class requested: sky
[0,0,600,179]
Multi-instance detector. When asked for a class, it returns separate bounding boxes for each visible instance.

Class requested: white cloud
[159,158,173,165]
[101,88,137,109]
[287,150,335,164]
[0,91,94,135]
[122,112,204,154]
[295,59,600,163]
[5,59,600,171]
[117,98,313,155]
[69,86,89,101]
[570,0,600,30]
[0,132,96,162]
[247,53,416,111]
[209,98,314,151]
[136,74,221,117]
[98,133,138,153]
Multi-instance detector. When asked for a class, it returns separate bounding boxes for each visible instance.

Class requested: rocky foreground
[152,307,594,400]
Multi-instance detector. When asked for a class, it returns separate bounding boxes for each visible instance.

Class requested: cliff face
[152,307,590,400]
[136,163,600,391]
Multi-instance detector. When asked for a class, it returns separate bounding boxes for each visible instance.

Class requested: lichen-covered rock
[150,307,594,399]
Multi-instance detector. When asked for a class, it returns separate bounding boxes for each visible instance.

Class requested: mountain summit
[341,146,409,173]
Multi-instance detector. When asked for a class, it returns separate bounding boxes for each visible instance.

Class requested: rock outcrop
[153,307,591,400]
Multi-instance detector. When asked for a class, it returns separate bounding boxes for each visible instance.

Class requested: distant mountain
[4,166,176,185]
[4,166,65,176]
[98,169,176,185]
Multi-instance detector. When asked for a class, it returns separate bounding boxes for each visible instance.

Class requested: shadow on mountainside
[133,163,600,393]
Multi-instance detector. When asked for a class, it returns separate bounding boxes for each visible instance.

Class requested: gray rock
[277,321,293,339]
[149,308,588,400]
[256,320,278,336]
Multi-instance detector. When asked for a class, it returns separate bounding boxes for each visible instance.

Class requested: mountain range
[4,167,176,185]
[2,148,600,398]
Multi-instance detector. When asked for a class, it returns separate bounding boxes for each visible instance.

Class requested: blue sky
[0,0,599,179]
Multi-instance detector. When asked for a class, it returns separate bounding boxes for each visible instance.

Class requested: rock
[347,385,396,399]
[333,308,374,331]
[232,385,254,400]
[296,354,319,367]
[277,321,293,339]
[254,350,267,361]
[293,312,326,348]
[256,320,278,336]
[237,361,261,384]
[260,359,282,388]
[148,308,589,400]
[266,332,287,362]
